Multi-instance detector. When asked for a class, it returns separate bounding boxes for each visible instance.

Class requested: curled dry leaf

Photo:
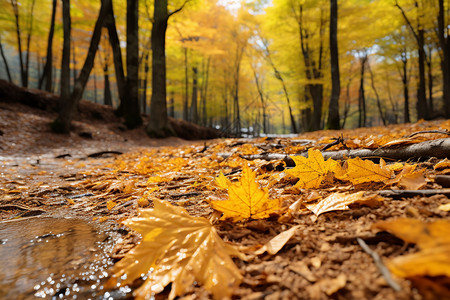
[255,225,301,255]
[210,166,281,222]
[373,218,450,278]
[106,199,243,300]
[306,191,384,216]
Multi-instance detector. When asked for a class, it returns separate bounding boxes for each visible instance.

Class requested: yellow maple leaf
[285,149,338,189]
[345,157,392,185]
[210,166,281,222]
[215,171,231,189]
[106,199,243,300]
[373,218,450,278]
[306,191,384,216]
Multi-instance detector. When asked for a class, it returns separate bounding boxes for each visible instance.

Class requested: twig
[87,150,123,158]
[356,237,402,292]
[406,130,450,138]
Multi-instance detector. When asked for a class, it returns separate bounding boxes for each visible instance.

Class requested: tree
[52,0,111,133]
[395,0,429,120]
[327,0,340,130]
[123,0,142,129]
[59,0,71,111]
[437,0,450,118]
[38,0,57,92]
[146,0,187,137]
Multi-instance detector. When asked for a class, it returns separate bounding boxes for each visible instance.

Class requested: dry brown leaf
[398,169,427,190]
[106,199,243,300]
[255,225,300,255]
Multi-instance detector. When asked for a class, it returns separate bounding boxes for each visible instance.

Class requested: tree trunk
[123,0,142,128]
[39,0,57,91]
[59,0,71,110]
[142,52,149,114]
[183,47,189,121]
[200,57,210,126]
[251,64,267,134]
[190,66,198,124]
[10,0,25,86]
[327,0,340,130]
[426,47,433,113]
[104,1,126,116]
[438,0,450,118]
[103,64,112,106]
[0,37,12,82]
[52,0,110,133]
[417,28,429,120]
[367,60,386,125]
[146,0,174,137]
[358,53,367,128]
[71,37,77,91]
[169,91,175,118]
[401,52,410,123]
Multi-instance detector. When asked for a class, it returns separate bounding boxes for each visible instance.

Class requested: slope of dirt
[1,81,450,299]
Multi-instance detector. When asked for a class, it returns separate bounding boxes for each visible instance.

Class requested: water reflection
[0,217,115,299]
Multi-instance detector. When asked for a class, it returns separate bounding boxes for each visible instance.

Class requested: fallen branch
[357,237,402,292]
[378,189,450,198]
[87,150,123,158]
[219,138,450,165]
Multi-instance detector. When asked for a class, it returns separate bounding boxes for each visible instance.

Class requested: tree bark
[52,0,110,133]
[400,50,410,123]
[39,0,57,92]
[146,0,175,137]
[123,0,142,129]
[327,0,340,130]
[142,52,150,114]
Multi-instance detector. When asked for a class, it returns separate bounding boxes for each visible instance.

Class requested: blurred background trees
[0,0,449,136]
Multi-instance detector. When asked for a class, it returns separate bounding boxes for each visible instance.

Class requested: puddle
[0,217,119,299]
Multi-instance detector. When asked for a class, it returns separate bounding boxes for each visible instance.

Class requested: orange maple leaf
[210,166,281,221]
[345,157,392,185]
[285,149,339,189]
[106,199,243,300]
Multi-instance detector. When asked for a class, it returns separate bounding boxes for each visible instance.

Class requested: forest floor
[1,86,450,299]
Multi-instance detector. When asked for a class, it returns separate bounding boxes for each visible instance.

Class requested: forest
[1,0,449,137]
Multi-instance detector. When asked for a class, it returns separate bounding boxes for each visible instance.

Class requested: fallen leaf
[306,192,384,216]
[106,199,243,300]
[398,169,427,190]
[306,274,347,299]
[345,157,392,185]
[215,171,231,189]
[434,158,450,170]
[373,218,450,278]
[255,225,300,255]
[438,203,450,211]
[285,149,338,188]
[288,261,317,282]
[210,166,281,222]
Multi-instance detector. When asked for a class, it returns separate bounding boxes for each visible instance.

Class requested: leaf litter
[2,101,450,299]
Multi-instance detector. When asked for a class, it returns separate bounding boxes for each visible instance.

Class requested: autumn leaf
[210,166,281,222]
[285,149,338,189]
[255,225,300,255]
[373,218,450,278]
[106,199,243,300]
[305,192,384,216]
[345,157,392,185]
[215,171,231,189]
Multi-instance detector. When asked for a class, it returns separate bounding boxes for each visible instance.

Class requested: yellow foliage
[210,166,281,222]
[106,199,243,300]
